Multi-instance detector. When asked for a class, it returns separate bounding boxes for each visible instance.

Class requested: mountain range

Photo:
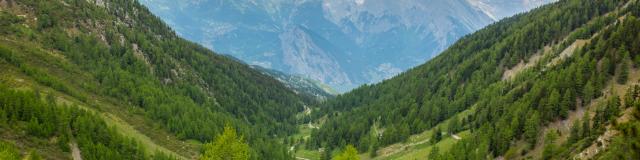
[140,0,556,92]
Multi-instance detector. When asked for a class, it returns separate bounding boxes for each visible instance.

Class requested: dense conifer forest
[0,0,305,159]
[1,0,640,159]
[306,0,640,159]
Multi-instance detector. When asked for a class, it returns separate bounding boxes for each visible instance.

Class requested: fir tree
[333,145,359,160]
[432,127,442,143]
[567,119,582,144]
[524,111,541,145]
[200,124,250,160]
[542,130,559,160]
[429,146,441,160]
[617,49,630,84]
[617,60,629,84]
[582,112,591,138]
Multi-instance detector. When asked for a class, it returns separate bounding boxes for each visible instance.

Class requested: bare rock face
[139,0,555,92]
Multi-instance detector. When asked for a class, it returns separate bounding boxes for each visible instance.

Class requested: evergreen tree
[583,81,596,104]
[606,95,621,122]
[429,146,441,160]
[398,123,411,142]
[524,111,541,144]
[546,90,561,120]
[27,150,42,160]
[333,145,359,160]
[563,89,576,111]
[0,141,21,160]
[582,112,591,138]
[27,117,42,137]
[542,130,558,160]
[567,119,582,145]
[0,109,6,126]
[200,124,250,160]
[623,88,635,109]
[368,137,378,158]
[617,61,629,84]
[432,127,442,143]
[321,147,332,160]
[617,51,630,84]
[448,116,460,134]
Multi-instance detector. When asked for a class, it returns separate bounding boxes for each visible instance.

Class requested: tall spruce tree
[200,124,250,160]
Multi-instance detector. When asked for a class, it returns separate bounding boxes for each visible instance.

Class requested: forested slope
[0,0,308,159]
[308,0,640,159]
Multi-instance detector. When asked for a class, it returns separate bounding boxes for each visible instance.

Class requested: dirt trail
[378,139,430,158]
[70,141,82,160]
[378,133,463,158]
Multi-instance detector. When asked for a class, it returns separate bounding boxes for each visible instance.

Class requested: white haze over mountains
[140,0,555,92]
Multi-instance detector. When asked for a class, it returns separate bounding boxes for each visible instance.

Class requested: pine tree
[432,127,442,143]
[582,112,591,138]
[398,123,411,142]
[333,145,359,160]
[542,130,558,160]
[429,146,441,160]
[624,88,635,109]
[321,146,332,160]
[617,60,629,84]
[27,117,41,137]
[200,124,250,160]
[448,116,460,134]
[546,90,561,120]
[27,150,42,160]
[617,49,630,84]
[524,111,540,144]
[0,141,21,160]
[567,119,582,144]
[602,57,614,76]
[368,135,379,158]
[583,81,595,104]
[606,96,621,121]
[0,109,6,126]
[563,89,576,110]
[559,90,572,119]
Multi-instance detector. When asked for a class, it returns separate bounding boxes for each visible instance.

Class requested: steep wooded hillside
[0,0,308,159]
[307,0,640,159]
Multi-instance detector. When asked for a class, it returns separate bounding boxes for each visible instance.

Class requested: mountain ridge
[140,0,555,92]
[304,0,640,159]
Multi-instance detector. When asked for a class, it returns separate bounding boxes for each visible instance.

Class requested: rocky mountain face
[139,0,555,92]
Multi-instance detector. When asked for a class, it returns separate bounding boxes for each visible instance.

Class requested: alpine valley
[1,0,640,160]
[139,0,555,92]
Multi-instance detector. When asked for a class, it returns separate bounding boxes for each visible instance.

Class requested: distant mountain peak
[467,0,558,21]
[140,0,555,92]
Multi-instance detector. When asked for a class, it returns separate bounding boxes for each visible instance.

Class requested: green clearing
[383,131,471,160]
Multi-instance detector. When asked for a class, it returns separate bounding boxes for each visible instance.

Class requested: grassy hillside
[0,0,311,159]
[307,0,640,159]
